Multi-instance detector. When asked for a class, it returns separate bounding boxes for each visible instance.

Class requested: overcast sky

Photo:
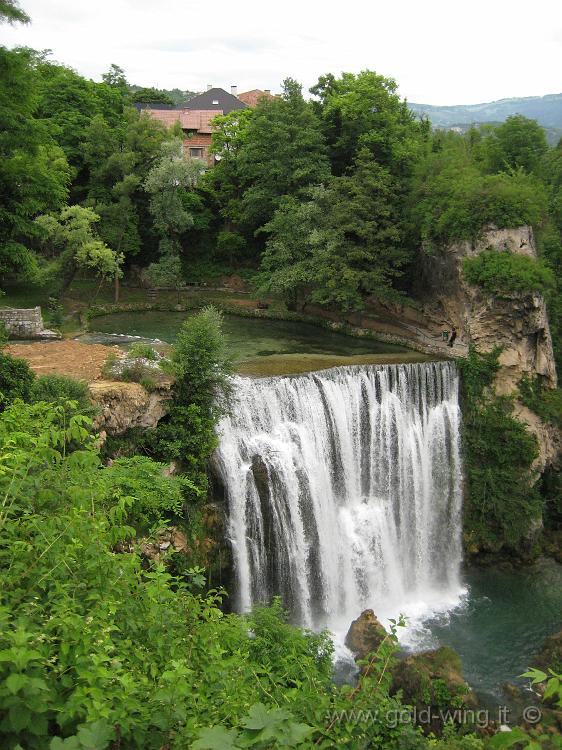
[3,0,561,104]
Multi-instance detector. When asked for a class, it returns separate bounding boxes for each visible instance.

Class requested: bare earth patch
[6,341,122,383]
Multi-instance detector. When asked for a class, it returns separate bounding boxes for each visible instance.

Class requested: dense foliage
[463,249,555,295]
[458,349,543,555]
[29,373,95,416]
[142,307,233,489]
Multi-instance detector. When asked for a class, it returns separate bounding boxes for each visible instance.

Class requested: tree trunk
[114,273,120,304]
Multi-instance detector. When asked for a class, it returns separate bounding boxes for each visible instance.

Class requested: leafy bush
[128,342,159,360]
[463,250,555,296]
[29,374,95,416]
[0,320,8,348]
[0,351,35,409]
[147,306,233,489]
[100,455,199,532]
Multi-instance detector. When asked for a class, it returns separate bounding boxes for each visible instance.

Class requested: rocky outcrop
[89,380,171,436]
[139,526,189,562]
[0,306,60,340]
[391,646,477,732]
[420,225,557,391]
[345,609,387,660]
[420,225,560,475]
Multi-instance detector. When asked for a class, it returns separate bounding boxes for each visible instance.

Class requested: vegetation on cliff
[458,349,547,557]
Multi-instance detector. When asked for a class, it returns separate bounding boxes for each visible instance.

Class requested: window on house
[212,99,219,105]
[189,147,204,159]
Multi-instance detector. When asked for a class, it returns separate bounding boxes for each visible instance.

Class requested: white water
[215,362,465,637]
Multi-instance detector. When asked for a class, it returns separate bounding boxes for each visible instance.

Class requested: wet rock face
[89,380,172,435]
[344,609,387,660]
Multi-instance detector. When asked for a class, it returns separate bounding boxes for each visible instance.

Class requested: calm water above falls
[85,310,410,358]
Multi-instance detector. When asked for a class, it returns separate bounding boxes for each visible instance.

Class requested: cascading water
[215,362,464,635]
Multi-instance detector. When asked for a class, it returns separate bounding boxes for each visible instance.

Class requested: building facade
[141,86,275,167]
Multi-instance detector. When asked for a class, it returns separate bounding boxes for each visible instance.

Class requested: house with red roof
[140,86,275,166]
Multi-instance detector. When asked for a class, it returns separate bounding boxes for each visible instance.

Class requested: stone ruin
[0,307,61,340]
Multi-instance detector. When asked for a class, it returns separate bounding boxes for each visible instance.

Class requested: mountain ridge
[409,93,562,142]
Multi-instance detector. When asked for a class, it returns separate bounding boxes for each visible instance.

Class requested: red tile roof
[238,89,276,107]
[143,108,222,134]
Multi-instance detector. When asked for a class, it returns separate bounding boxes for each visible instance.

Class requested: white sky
[2,0,561,104]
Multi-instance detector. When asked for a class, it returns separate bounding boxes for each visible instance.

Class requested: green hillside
[410,93,562,143]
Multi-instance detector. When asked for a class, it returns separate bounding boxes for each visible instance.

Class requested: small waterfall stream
[215,362,464,633]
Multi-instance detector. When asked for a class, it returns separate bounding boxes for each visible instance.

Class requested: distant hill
[409,93,562,144]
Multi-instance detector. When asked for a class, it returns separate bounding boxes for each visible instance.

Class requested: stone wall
[0,307,60,340]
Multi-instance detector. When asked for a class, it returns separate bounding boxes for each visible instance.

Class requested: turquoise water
[408,558,562,707]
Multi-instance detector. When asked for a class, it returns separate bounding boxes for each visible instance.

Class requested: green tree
[34,205,123,292]
[145,307,232,489]
[236,78,330,238]
[143,138,203,259]
[131,87,175,105]
[0,47,70,288]
[310,70,428,176]
[80,108,167,296]
[260,150,407,310]
[101,63,128,94]
[32,54,127,195]
[483,115,548,174]
[0,0,29,24]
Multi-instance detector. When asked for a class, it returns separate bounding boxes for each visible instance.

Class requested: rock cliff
[419,226,557,392]
[89,380,172,436]
[419,225,560,474]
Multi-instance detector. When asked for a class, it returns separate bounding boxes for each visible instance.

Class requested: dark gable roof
[185,87,247,115]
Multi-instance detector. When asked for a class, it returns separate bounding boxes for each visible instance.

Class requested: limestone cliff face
[89,380,172,436]
[420,225,560,472]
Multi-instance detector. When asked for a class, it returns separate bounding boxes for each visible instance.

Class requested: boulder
[535,630,562,673]
[345,609,387,660]
[89,380,172,435]
[391,646,477,733]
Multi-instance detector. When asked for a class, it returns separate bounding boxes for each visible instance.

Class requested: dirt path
[6,341,122,382]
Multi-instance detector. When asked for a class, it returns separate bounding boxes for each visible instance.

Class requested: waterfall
[215,362,464,632]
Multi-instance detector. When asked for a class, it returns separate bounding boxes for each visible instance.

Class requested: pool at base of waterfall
[407,558,561,707]
[332,557,561,709]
